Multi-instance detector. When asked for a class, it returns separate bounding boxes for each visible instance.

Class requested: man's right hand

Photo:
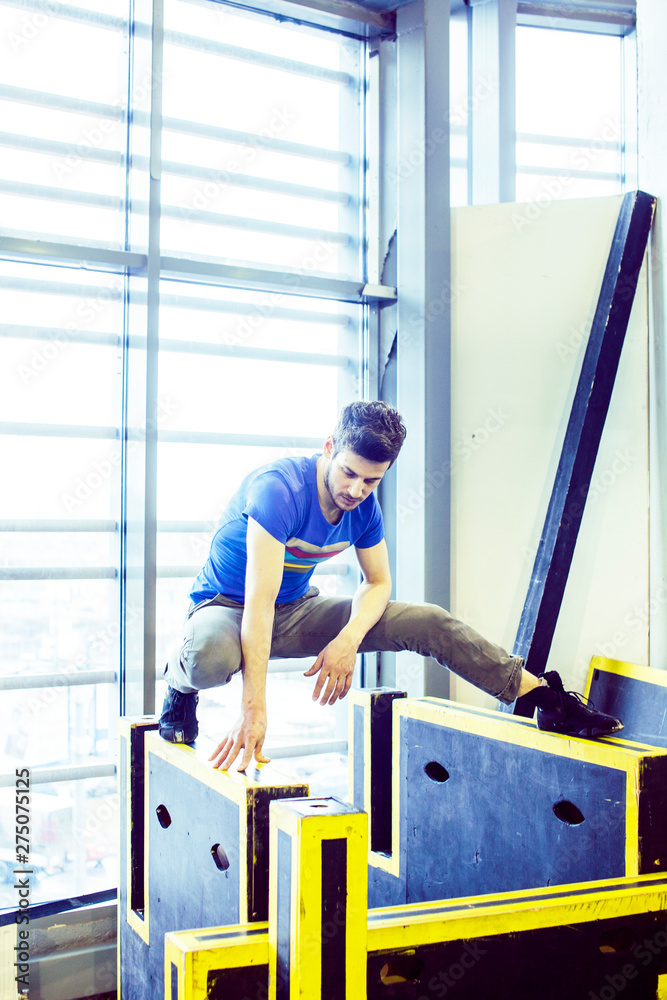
[208,705,270,772]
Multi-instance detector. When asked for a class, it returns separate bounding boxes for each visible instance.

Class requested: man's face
[323,444,390,513]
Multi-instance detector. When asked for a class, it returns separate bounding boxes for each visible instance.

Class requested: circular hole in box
[379,956,425,985]
[553,800,585,825]
[599,927,636,954]
[424,761,449,783]
[156,805,172,829]
[211,843,230,871]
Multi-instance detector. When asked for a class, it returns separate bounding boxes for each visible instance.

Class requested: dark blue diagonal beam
[513,190,656,709]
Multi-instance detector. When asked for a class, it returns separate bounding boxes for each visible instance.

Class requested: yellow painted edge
[348,690,399,876]
[347,689,366,810]
[345,818,369,999]
[238,793,248,925]
[269,805,369,999]
[368,849,396,874]
[164,933,179,1000]
[395,697,666,767]
[591,655,667,686]
[167,927,269,1000]
[296,811,321,999]
[192,939,270,973]
[369,882,667,951]
[126,908,147,939]
[292,811,368,998]
[268,817,279,994]
[347,690,374,822]
[118,714,159,737]
[121,726,149,944]
[145,732,309,804]
[364,701,372,820]
[625,759,640,875]
[142,733,151,945]
[118,715,138,739]
[184,951,196,1000]
[294,810,367,840]
[587,655,667,694]
[347,693,357,807]
[165,878,667,987]
[147,735,280,930]
[268,802,301,998]
[388,700,402,878]
[167,922,270,956]
[657,972,667,1000]
[269,800,307,838]
[145,732,248,806]
[370,870,667,918]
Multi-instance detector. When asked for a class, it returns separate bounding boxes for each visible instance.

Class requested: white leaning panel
[449,194,649,705]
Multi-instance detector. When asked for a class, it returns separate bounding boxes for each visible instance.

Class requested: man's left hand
[303,635,358,705]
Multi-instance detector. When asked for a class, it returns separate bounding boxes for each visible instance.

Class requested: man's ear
[323,435,335,458]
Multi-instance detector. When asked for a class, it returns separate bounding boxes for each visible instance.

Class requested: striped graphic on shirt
[284,537,350,574]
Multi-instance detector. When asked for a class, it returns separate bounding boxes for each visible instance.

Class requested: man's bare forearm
[240,601,274,708]
[339,579,392,650]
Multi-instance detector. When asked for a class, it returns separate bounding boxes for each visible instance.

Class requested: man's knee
[373,600,451,652]
[404,601,452,633]
[181,635,240,690]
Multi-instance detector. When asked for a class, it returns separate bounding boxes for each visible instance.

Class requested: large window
[0,0,369,908]
[516,26,625,201]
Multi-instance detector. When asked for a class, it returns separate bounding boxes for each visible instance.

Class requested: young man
[160,400,622,770]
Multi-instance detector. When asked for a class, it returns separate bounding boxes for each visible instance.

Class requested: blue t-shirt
[190,454,385,605]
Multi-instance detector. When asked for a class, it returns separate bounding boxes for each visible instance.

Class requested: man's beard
[324,463,357,511]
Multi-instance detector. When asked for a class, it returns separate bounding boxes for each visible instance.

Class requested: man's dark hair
[332,401,406,466]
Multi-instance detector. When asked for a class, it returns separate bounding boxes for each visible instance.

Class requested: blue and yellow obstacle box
[165,807,667,1000]
[118,718,307,1000]
[122,678,667,1000]
[586,656,667,748]
[348,688,667,906]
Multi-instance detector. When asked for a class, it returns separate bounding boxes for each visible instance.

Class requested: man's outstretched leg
[515,670,623,739]
[360,601,623,738]
[275,595,623,739]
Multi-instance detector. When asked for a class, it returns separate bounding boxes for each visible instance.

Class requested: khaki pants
[165,586,523,704]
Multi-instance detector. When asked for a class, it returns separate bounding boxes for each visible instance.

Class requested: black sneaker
[159,686,199,744]
[535,671,623,739]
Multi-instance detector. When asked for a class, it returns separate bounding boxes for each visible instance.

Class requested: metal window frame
[0,0,382,868]
[466,1,635,209]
